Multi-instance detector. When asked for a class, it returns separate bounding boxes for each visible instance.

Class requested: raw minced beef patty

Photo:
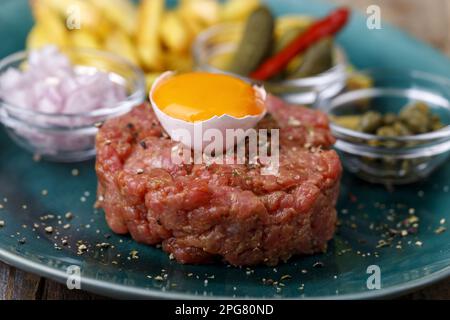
[95,95,342,266]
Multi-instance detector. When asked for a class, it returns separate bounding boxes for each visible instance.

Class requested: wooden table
[1,0,450,299]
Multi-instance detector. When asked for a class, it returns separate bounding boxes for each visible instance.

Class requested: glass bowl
[193,23,347,105]
[0,48,145,162]
[315,68,450,185]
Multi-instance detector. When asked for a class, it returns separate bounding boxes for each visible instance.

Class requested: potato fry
[219,0,261,22]
[177,8,204,37]
[69,29,101,49]
[27,24,52,49]
[90,0,137,36]
[136,0,165,71]
[35,0,106,39]
[28,4,68,48]
[164,52,193,72]
[104,30,140,66]
[275,15,314,39]
[160,11,191,53]
[179,0,220,26]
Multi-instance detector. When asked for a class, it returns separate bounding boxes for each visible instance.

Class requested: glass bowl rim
[0,47,146,119]
[316,67,450,143]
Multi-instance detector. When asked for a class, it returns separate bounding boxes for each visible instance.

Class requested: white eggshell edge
[149,71,267,151]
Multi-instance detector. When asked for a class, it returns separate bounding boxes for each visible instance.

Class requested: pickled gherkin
[228,6,275,76]
[288,37,334,79]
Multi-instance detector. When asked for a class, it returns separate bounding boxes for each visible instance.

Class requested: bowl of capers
[316,68,450,185]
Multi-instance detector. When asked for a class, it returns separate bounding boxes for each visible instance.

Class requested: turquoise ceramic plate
[0,0,449,299]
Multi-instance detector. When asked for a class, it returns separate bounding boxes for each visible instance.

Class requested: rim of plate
[0,247,449,300]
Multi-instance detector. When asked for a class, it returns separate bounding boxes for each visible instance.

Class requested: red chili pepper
[250,7,350,81]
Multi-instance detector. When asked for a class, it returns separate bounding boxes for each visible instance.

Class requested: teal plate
[0,0,449,299]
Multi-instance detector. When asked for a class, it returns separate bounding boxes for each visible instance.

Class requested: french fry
[28,4,68,48]
[69,29,101,49]
[35,0,106,39]
[160,11,191,53]
[179,0,220,26]
[104,30,140,66]
[90,0,137,36]
[275,15,314,39]
[136,0,165,71]
[164,52,193,72]
[177,8,204,37]
[26,24,52,49]
[219,0,261,22]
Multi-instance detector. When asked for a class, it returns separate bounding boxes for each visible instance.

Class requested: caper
[402,114,430,134]
[376,126,400,148]
[383,113,397,125]
[399,102,432,133]
[358,111,383,133]
[392,122,412,136]
[431,114,444,131]
[413,102,429,114]
[376,126,396,137]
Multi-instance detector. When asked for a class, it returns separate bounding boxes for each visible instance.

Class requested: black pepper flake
[140,141,147,149]
[313,261,325,268]
[126,123,135,130]
[96,242,111,249]
[435,226,446,234]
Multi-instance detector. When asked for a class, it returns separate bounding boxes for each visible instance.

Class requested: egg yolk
[153,72,265,122]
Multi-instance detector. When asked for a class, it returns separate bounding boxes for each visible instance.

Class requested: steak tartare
[95,95,342,266]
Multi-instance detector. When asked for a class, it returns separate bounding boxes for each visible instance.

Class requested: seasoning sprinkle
[65,212,73,220]
[33,154,42,162]
[96,242,111,249]
[0,220,5,228]
[140,141,147,149]
[435,226,446,234]
[313,261,325,268]
[77,244,87,255]
[44,226,53,233]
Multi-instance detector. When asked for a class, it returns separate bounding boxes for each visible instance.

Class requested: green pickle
[288,37,334,79]
[228,6,275,76]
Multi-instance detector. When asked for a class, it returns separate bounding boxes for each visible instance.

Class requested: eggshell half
[149,71,267,151]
